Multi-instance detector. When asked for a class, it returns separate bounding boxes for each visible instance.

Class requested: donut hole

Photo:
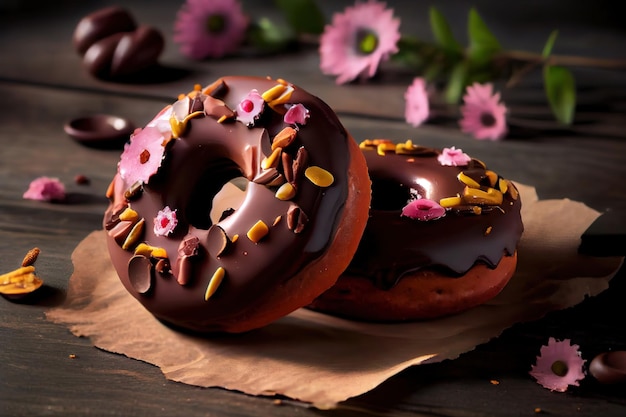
[370,177,415,211]
[185,160,247,229]
[209,176,248,224]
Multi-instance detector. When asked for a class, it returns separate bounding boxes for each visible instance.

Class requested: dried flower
[530,337,586,392]
[319,0,401,84]
[401,198,446,221]
[173,0,248,60]
[23,177,66,202]
[459,82,508,140]
[118,109,171,186]
[154,206,178,236]
[404,77,430,127]
[437,146,471,167]
[236,89,265,126]
[284,103,310,125]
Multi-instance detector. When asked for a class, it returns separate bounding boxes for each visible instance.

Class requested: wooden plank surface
[1,1,625,416]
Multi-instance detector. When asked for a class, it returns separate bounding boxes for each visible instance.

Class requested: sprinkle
[247,220,269,243]
[154,206,178,236]
[284,103,310,125]
[204,267,226,301]
[304,166,334,187]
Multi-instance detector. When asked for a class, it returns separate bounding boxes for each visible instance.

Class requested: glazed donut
[103,76,370,333]
[308,140,523,321]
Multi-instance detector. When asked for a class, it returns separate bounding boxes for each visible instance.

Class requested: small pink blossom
[23,176,66,202]
[404,77,430,127]
[284,103,310,125]
[530,337,586,392]
[154,206,178,236]
[173,0,248,60]
[319,0,401,85]
[236,89,265,126]
[118,124,169,187]
[459,82,508,140]
[437,146,471,167]
[401,198,446,221]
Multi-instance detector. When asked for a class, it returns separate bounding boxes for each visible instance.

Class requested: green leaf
[542,30,559,58]
[543,65,576,124]
[467,8,501,67]
[429,7,461,53]
[247,18,294,54]
[445,62,468,104]
[274,0,325,35]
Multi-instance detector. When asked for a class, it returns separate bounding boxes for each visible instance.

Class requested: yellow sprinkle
[261,84,287,102]
[462,187,503,206]
[217,114,228,123]
[261,148,282,170]
[498,178,508,194]
[151,247,168,259]
[439,196,462,208]
[204,267,226,301]
[376,142,396,156]
[119,207,139,222]
[247,220,269,243]
[305,166,334,187]
[122,218,145,251]
[275,182,296,200]
[457,171,481,188]
[485,170,499,187]
[485,226,493,235]
[269,87,294,108]
[133,243,153,257]
[231,234,239,243]
[273,216,282,226]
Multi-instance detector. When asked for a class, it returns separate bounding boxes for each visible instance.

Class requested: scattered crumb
[490,379,500,385]
[75,174,90,185]
[534,407,542,413]
[273,399,283,406]
[68,354,77,359]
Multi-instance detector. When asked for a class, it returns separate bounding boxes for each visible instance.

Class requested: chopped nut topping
[21,247,40,267]
[122,218,145,251]
[261,148,282,170]
[275,182,296,200]
[261,84,287,102]
[271,127,297,150]
[439,196,462,208]
[457,171,481,188]
[462,187,503,206]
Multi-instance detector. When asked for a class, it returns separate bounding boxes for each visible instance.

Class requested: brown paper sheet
[46,184,623,408]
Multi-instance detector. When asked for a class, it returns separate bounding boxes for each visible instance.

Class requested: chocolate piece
[206,225,231,258]
[73,6,136,55]
[64,114,134,149]
[127,255,153,294]
[110,25,164,78]
[589,351,626,384]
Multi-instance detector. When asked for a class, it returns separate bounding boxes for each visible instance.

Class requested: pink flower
[118,115,170,186]
[319,0,401,85]
[154,206,178,236]
[404,77,430,127]
[173,0,248,60]
[236,89,265,126]
[459,82,508,140]
[530,337,586,392]
[437,146,471,167]
[284,103,310,125]
[401,198,446,221]
[23,176,66,202]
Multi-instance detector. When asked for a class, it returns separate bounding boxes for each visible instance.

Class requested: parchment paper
[46,184,623,408]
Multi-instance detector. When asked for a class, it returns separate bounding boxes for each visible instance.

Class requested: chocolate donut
[103,76,370,333]
[308,139,523,321]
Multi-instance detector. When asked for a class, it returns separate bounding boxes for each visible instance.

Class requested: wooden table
[1,1,625,415]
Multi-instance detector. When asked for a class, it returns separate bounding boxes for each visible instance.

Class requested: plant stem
[499,49,626,70]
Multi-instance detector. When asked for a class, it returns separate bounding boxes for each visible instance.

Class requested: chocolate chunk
[127,255,153,294]
[206,225,231,258]
[110,25,164,78]
[178,235,200,257]
[73,6,136,55]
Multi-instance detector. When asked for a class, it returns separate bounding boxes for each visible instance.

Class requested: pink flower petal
[173,0,249,60]
[401,198,446,221]
[319,0,401,85]
[530,337,587,392]
[437,146,471,167]
[284,103,310,125]
[154,206,178,236]
[236,89,265,126]
[459,82,508,140]
[23,177,66,202]
[404,77,430,127]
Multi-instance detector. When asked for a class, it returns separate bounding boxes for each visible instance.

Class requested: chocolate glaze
[344,144,523,289]
[104,76,352,332]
